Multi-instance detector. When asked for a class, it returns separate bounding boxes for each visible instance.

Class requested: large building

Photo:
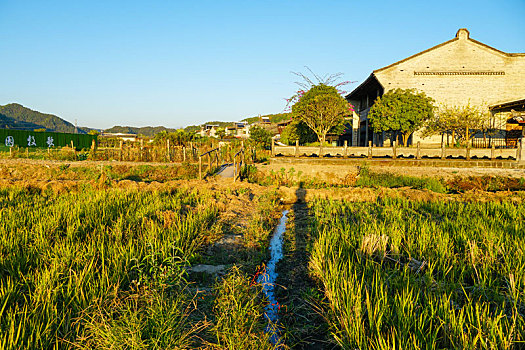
[346,29,525,146]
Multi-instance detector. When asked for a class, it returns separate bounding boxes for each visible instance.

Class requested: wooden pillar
[271,137,275,156]
[295,140,299,157]
[517,138,524,162]
[368,140,372,159]
[392,141,396,159]
[183,146,186,162]
[441,142,446,160]
[491,144,496,161]
[343,140,348,158]
[365,120,369,147]
[416,141,421,160]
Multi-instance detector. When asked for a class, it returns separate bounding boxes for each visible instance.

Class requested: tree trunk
[402,132,409,147]
[319,134,326,157]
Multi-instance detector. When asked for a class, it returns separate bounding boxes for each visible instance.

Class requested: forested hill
[104,125,179,137]
[0,103,83,133]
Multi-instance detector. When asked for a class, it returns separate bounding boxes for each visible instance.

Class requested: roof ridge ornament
[456,28,470,40]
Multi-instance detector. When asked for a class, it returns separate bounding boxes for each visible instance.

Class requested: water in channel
[257,209,289,346]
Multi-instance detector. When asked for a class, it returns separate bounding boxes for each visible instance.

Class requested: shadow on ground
[275,183,335,349]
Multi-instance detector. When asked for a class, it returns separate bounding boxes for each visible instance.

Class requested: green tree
[280,120,317,145]
[368,89,434,146]
[424,103,492,146]
[215,127,226,139]
[249,125,272,148]
[291,84,350,146]
[153,130,194,146]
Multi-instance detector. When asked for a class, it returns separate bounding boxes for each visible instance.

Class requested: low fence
[272,140,524,161]
[0,138,270,165]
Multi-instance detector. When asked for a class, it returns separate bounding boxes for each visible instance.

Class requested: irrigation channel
[258,209,289,346]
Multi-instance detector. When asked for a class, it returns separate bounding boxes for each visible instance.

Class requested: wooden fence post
[167,139,170,162]
[392,141,396,159]
[140,139,144,162]
[491,144,496,161]
[233,156,237,182]
[295,140,299,157]
[344,140,348,158]
[368,141,373,159]
[441,142,446,160]
[517,139,523,162]
[271,137,275,156]
[119,140,123,161]
[199,156,202,180]
[208,153,212,170]
[416,141,421,160]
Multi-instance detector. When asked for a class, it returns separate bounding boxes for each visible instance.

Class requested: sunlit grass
[0,187,218,348]
[309,198,525,349]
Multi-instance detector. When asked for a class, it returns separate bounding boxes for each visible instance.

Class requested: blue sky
[0,0,524,129]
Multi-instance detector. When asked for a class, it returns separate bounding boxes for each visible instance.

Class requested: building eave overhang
[489,98,525,111]
[345,74,384,100]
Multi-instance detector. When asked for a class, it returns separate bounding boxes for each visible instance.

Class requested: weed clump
[209,266,272,349]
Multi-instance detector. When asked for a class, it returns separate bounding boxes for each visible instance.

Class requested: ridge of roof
[373,30,525,74]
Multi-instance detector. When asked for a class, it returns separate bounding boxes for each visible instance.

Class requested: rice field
[0,186,274,349]
[3,161,525,349]
[308,198,525,349]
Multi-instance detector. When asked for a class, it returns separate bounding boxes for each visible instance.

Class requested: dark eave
[345,74,384,101]
[490,98,525,112]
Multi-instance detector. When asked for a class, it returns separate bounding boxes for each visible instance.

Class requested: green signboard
[0,129,97,149]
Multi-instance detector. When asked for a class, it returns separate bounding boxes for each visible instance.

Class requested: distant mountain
[0,103,84,133]
[104,125,179,137]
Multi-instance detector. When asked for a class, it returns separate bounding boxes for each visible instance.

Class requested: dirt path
[258,161,525,182]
